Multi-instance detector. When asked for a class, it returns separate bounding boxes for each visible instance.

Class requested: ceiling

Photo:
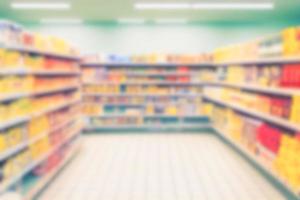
[0,0,300,24]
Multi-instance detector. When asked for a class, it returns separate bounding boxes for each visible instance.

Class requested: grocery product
[283,27,300,56]
[82,53,212,64]
[274,134,300,189]
[213,26,300,62]
[0,20,79,56]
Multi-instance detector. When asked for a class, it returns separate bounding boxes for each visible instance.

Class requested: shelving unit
[0,43,82,199]
[81,62,214,131]
[215,57,300,66]
[83,62,214,68]
[213,126,300,199]
[203,95,300,132]
[206,81,300,96]
[202,54,300,200]
[1,45,80,61]
[24,141,81,200]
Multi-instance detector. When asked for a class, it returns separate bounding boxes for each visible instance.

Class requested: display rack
[2,45,80,61]
[213,126,299,200]
[203,95,300,132]
[81,62,214,131]
[202,56,300,199]
[215,57,300,66]
[206,81,300,96]
[0,44,82,199]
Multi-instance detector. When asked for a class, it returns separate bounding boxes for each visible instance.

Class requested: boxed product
[289,96,300,124]
[257,123,282,155]
[258,34,283,58]
[242,117,262,153]
[283,27,300,56]
[3,50,22,68]
[0,20,22,46]
[274,134,300,189]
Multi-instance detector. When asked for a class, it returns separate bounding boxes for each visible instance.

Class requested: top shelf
[2,45,80,61]
[81,57,300,68]
[214,57,300,66]
[81,62,215,68]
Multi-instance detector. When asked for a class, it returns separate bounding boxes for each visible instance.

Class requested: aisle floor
[38,133,285,200]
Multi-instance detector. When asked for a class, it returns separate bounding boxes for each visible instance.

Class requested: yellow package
[283,27,300,56]
[49,36,69,54]
[22,76,34,92]
[0,104,7,122]
[29,137,49,159]
[290,96,300,123]
[166,106,177,115]
[0,77,3,93]
[3,160,14,180]
[8,127,24,147]
[0,48,5,67]
[4,51,22,68]
[24,54,44,70]
[203,103,213,116]
[146,105,154,115]
[35,33,48,50]
[28,116,49,138]
[0,132,7,153]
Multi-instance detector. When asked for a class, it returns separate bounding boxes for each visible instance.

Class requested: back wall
[27,21,300,55]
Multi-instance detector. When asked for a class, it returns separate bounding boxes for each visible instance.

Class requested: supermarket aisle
[38,133,285,200]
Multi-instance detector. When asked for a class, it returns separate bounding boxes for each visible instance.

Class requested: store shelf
[31,85,80,96]
[215,57,300,66]
[31,99,81,119]
[0,68,29,75]
[0,142,28,162]
[24,142,81,200]
[1,86,79,103]
[0,86,79,103]
[30,70,80,76]
[83,81,204,86]
[3,45,80,61]
[213,126,300,199]
[0,117,79,162]
[83,93,202,97]
[98,103,200,107]
[112,72,197,76]
[0,129,81,193]
[0,116,30,130]
[0,99,80,131]
[97,103,144,107]
[81,62,214,68]
[203,95,300,132]
[0,69,80,76]
[87,114,207,118]
[206,81,300,96]
[85,124,212,130]
[0,93,29,102]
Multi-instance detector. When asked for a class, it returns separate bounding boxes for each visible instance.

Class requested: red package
[257,123,282,154]
[177,66,189,73]
[21,32,34,47]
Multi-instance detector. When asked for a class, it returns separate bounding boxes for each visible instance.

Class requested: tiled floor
[38,133,285,200]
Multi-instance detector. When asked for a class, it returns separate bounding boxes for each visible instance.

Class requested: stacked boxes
[283,27,300,56]
[274,134,300,189]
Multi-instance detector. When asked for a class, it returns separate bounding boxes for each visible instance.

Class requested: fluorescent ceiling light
[118,18,146,24]
[155,19,188,24]
[134,2,273,10]
[135,3,191,10]
[11,2,71,10]
[192,2,274,10]
[40,18,83,24]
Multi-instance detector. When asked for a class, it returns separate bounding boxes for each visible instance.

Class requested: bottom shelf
[84,123,212,132]
[213,126,300,200]
[23,141,81,200]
